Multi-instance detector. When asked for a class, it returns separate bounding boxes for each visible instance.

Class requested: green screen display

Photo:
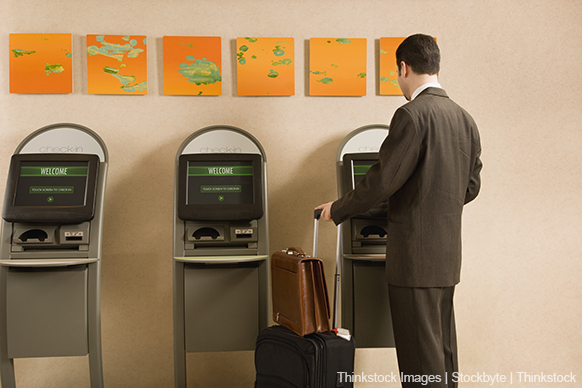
[14,162,89,206]
[187,161,254,205]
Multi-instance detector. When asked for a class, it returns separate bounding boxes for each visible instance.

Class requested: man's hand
[315,202,334,222]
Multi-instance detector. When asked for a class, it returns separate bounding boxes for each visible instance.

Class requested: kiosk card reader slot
[351,219,388,251]
[336,125,395,348]
[185,221,259,250]
[15,227,52,244]
[0,123,107,388]
[11,222,91,251]
[173,126,269,388]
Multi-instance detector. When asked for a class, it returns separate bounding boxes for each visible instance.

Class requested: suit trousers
[388,285,457,388]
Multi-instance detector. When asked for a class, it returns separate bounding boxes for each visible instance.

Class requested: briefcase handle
[285,247,306,257]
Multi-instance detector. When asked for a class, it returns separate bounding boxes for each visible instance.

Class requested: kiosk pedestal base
[184,263,259,352]
[342,257,395,348]
[173,257,268,388]
[0,262,103,388]
[6,265,88,358]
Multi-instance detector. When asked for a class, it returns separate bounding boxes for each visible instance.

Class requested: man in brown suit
[317,34,482,387]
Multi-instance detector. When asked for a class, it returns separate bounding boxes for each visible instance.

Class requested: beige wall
[1,0,581,387]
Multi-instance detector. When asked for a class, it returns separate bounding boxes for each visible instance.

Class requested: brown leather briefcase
[271,246,331,336]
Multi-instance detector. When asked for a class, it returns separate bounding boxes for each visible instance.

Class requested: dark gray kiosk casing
[0,123,107,387]
[173,126,269,388]
[336,124,395,348]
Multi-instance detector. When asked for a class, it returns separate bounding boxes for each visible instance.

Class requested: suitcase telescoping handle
[333,224,342,329]
[313,209,323,257]
[313,208,341,330]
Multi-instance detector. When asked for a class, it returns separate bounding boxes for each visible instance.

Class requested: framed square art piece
[87,34,147,95]
[163,36,222,96]
[237,37,294,96]
[9,33,73,94]
[309,38,367,96]
[379,37,405,96]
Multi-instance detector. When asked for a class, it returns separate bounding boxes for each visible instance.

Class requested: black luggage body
[254,325,355,388]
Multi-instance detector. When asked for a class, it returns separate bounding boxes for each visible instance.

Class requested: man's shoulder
[400,88,477,127]
[410,88,470,114]
[412,87,449,104]
[398,88,444,113]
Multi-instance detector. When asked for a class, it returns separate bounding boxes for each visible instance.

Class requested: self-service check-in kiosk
[336,124,395,348]
[0,123,107,388]
[173,125,269,387]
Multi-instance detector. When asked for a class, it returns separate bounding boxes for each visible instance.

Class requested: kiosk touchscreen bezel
[342,152,387,218]
[177,153,263,221]
[2,153,100,223]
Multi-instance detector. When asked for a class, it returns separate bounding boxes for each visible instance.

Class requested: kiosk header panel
[177,153,263,221]
[17,127,107,162]
[180,129,263,156]
[337,128,389,160]
[2,153,100,224]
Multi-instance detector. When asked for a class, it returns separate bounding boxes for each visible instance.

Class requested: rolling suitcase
[254,210,355,388]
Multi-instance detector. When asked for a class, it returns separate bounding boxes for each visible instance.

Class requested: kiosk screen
[2,154,100,223]
[187,161,254,205]
[14,161,89,207]
[178,154,263,221]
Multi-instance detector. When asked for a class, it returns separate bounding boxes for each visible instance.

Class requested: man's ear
[399,61,409,78]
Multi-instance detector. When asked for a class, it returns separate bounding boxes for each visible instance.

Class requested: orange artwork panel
[379,37,405,96]
[379,36,437,96]
[9,33,73,94]
[163,36,221,96]
[87,34,147,95]
[237,37,294,96]
[309,38,367,96]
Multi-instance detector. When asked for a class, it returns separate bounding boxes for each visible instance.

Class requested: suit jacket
[332,88,482,287]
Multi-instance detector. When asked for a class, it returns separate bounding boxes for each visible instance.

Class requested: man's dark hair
[396,34,440,75]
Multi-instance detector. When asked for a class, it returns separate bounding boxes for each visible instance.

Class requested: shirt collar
[411,82,442,100]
